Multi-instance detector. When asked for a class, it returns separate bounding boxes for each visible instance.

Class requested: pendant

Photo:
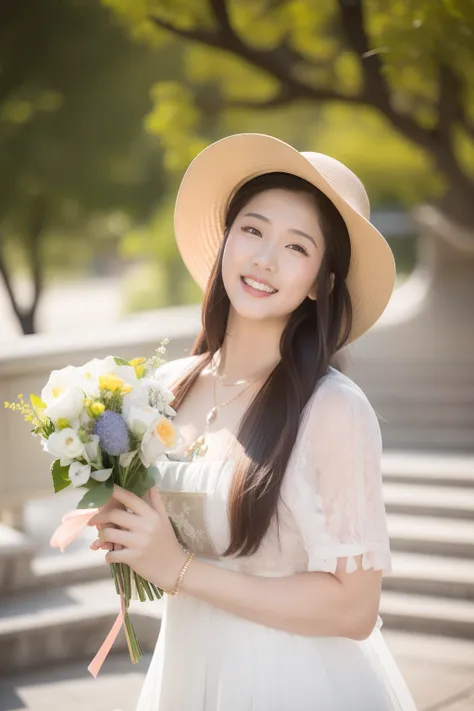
[206,407,217,425]
[184,434,208,461]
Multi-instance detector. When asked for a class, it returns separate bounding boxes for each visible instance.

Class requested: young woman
[90,134,418,710]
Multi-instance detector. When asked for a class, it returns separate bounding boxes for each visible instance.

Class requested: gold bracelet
[163,550,195,596]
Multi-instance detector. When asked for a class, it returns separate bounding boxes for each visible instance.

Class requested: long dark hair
[171,172,352,558]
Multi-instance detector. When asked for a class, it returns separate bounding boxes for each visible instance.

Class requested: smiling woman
[93,134,416,711]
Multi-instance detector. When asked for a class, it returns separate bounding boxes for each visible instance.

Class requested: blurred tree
[104,0,474,228]
[0,0,180,334]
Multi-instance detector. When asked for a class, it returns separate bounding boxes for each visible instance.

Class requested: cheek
[222,232,247,282]
[282,256,321,302]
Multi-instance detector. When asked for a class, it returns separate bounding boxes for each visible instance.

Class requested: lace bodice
[152,356,392,578]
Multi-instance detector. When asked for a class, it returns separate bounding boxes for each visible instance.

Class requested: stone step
[387,552,474,600]
[0,578,163,675]
[0,524,40,595]
[376,400,474,427]
[2,572,474,675]
[380,590,474,639]
[31,548,110,589]
[387,514,474,558]
[381,451,474,488]
[383,482,474,519]
[382,426,474,453]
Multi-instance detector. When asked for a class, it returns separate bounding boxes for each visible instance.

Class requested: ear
[307,286,317,301]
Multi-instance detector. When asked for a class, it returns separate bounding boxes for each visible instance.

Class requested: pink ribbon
[50,508,128,677]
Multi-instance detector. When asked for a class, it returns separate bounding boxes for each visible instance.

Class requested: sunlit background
[1,1,473,710]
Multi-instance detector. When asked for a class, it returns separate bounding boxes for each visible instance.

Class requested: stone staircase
[348,361,474,453]
[379,452,474,639]
[0,451,473,674]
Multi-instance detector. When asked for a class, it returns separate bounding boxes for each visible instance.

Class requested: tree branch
[0,242,22,323]
[225,84,363,111]
[150,7,367,108]
[149,15,220,48]
[150,0,472,204]
[208,0,233,35]
[27,194,48,315]
[0,195,47,335]
[436,63,461,139]
[336,0,390,110]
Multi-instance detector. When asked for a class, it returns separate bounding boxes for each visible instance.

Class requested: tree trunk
[346,206,474,452]
[17,308,37,336]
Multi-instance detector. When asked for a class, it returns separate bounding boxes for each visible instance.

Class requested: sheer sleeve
[287,371,392,576]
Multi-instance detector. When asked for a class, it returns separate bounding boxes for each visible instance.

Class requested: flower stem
[123,610,143,663]
[133,572,147,602]
[110,563,120,595]
[151,583,165,599]
[138,575,154,601]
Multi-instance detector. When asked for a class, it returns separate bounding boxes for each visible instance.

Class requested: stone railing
[0,304,201,528]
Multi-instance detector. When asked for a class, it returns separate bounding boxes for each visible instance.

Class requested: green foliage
[77,477,114,509]
[0,0,178,284]
[51,459,71,494]
[104,0,474,210]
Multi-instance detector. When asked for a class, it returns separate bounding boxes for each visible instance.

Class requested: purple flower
[93,411,130,456]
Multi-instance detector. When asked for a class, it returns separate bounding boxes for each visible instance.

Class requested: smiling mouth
[241,276,278,294]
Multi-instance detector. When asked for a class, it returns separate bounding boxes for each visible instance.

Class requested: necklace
[183,370,259,461]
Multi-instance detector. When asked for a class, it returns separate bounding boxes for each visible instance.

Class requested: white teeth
[242,277,277,294]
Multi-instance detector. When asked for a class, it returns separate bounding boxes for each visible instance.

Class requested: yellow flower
[121,383,133,395]
[130,358,147,379]
[56,418,70,430]
[154,417,177,448]
[129,357,146,367]
[91,402,105,416]
[99,373,125,392]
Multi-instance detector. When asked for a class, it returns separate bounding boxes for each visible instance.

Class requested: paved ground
[0,630,473,711]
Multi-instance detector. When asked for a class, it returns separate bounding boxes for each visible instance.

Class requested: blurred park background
[1,1,474,710]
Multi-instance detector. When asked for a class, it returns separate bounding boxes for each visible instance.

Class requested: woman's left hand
[87,484,188,591]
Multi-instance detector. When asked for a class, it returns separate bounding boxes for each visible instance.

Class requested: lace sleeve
[287,372,392,576]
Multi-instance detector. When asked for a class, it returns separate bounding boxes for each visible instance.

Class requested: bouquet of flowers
[4,339,181,674]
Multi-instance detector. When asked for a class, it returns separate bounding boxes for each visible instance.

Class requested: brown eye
[242,226,261,237]
[288,244,309,256]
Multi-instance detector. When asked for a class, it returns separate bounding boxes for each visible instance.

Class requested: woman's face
[222,188,326,322]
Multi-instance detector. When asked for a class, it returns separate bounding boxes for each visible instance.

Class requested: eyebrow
[243,212,318,249]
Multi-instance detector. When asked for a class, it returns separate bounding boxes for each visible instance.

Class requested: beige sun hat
[174,133,396,344]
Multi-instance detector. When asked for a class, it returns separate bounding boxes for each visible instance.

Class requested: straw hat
[174,133,395,344]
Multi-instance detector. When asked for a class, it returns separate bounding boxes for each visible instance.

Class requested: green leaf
[51,459,71,493]
[113,357,130,366]
[77,478,114,509]
[128,470,156,498]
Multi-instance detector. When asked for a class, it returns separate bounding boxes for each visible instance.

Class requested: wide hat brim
[174,133,396,345]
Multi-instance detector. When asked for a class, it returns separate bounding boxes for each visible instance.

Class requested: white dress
[135,356,418,711]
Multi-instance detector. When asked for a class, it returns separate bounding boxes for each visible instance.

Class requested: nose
[252,242,278,272]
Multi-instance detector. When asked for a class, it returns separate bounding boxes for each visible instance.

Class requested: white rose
[80,356,138,389]
[84,435,100,465]
[44,428,86,465]
[41,366,85,422]
[43,387,85,423]
[69,461,91,487]
[140,423,167,468]
[122,385,149,422]
[126,378,175,418]
[123,404,160,438]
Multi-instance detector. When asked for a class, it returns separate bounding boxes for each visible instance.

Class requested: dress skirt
[135,585,418,711]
